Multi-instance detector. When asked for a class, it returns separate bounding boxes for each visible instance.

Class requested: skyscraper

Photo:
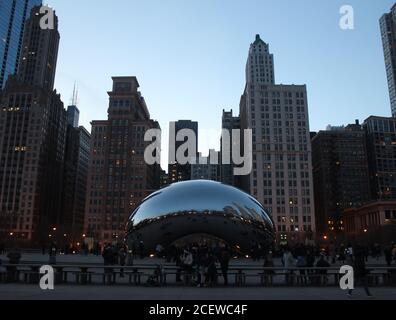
[67,105,80,128]
[240,35,315,244]
[17,3,59,91]
[190,150,220,181]
[66,85,80,127]
[220,109,242,188]
[380,4,396,117]
[0,6,66,244]
[168,120,198,183]
[311,121,370,239]
[85,77,160,243]
[62,103,90,245]
[0,0,42,89]
[364,116,396,200]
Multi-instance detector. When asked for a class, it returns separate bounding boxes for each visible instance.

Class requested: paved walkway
[0,284,395,300]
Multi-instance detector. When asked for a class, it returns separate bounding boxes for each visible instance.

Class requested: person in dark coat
[385,245,393,267]
[7,250,21,264]
[306,249,316,274]
[205,254,218,287]
[139,241,145,259]
[102,244,113,266]
[118,247,127,277]
[6,249,21,282]
[218,246,231,286]
[348,246,373,298]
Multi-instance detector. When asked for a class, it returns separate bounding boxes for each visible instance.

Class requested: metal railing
[1,263,396,287]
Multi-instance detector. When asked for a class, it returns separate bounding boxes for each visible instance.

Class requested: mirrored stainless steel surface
[126,180,275,254]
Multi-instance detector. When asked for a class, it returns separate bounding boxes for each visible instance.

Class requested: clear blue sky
[47,0,394,169]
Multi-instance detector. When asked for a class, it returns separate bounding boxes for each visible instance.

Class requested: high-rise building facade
[168,120,198,183]
[85,77,160,243]
[220,109,242,188]
[0,0,42,89]
[240,35,315,243]
[311,122,371,239]
[67,105,80,128]
[190,150,220,181]
[380,4,396,117]
[364,116,396,200]
[61,106,90,244]
[0,6,66,244]
[17,4,59,91]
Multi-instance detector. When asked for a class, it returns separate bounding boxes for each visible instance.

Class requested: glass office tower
[0,0,42,89]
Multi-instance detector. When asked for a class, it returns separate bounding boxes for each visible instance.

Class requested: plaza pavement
[0,283,395,300]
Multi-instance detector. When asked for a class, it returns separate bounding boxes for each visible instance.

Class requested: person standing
[282,247,296,285]
[139,241,145,259]
[182,249,194,285]
[315,253,330,285]
[296,252,307,284]
[218,246,231,286]
[347,246,373,298]
[205,253,218,287]
[49,242,57,265]
[195,248,207,287]
[102,244,113,283]
[155,244,164,259]
[384,244,392,267]
[306,249,316,274]
[263,252,275,285]
[338,244,346,264]
[6,249,21,282]
[118,247,127,278]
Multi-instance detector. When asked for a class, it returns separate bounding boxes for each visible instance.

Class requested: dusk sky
[47,0,393,169]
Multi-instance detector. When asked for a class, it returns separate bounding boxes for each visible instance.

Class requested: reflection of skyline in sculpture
[126,180,275,254]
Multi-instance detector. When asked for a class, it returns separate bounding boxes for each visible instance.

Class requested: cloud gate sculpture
[126,180,275,254]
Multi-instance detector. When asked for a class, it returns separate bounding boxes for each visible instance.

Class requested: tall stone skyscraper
[0,6,66,244]
[85,77,160,243]
[0,0,42,89]
[380,4,396,117]
[240,35,315,243]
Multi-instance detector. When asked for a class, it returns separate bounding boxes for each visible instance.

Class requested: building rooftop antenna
[70,82,78,106]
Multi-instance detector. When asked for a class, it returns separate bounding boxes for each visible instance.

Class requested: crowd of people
[147,242,233,287]
[101,243,133,278]
[142,241,396,288]
[2,239,396,291]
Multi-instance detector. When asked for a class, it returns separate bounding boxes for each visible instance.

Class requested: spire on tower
[70,82,78,106]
